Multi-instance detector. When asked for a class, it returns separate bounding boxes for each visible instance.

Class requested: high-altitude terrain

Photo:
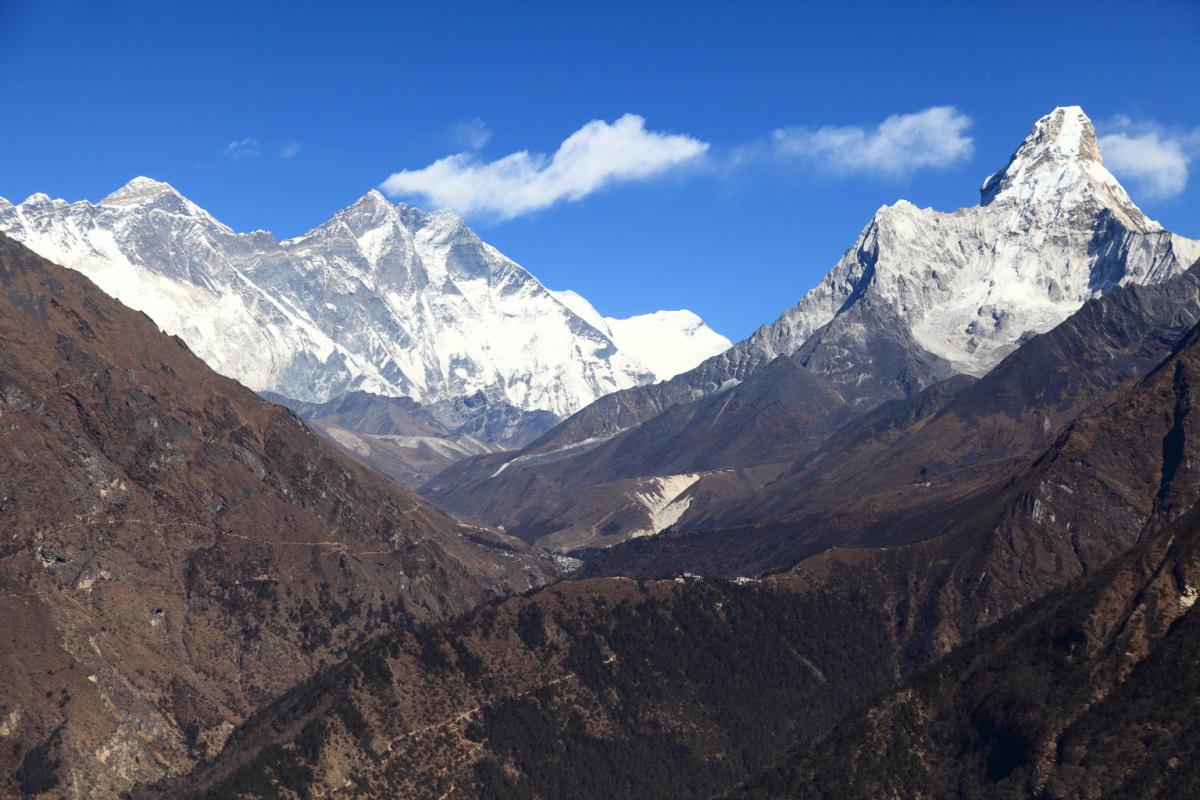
[425,106,1200,552]
[135,284,1200,799]
[0,234,564,799]
[7,104,1200,800]
[0,181,728,445]
[736,502,1200,800]
[133,249,1200,800]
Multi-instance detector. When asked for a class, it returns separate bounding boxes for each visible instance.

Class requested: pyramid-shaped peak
[100,176,183,206]
[978,106,1157,231]
[126,175,175,190]
[95,177,233,232]
[1022,106,1102,163]
[334,189,399,224]
[981,107,1105,204]
[353,188,392,208]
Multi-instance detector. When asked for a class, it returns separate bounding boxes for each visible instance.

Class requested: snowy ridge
[0,180,729,428]
[490,432,618,478]
[744,106,1200,376]
[551,289,732,381]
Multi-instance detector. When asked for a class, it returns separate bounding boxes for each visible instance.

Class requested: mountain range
[7,104,1200,800]
[425,107,1200,553]
[0,234,565,798]
[130,268,1200,798]
[0,181,729,446]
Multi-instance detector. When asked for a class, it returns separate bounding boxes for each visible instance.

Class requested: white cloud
[1098,117,1197,200]
[1100,133,1187,198]
[381,114,708,219]
[279,140,302,160]
[452,118,492,150]
[223,138,262,160]
[766,106,974,177]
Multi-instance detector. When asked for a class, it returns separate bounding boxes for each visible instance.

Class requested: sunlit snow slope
[0,183,730,427]
[750,105,1200,376]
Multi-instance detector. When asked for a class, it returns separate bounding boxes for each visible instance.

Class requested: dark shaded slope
[135,573,902,800]
[736,502,1200,800]
[0,235,560,798]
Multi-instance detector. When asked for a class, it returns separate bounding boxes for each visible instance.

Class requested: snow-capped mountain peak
[21,191,65,208]
[100,175,180,204]
[521,105,1200,463]
[96,175,234,232]
[739,106,1199,379]
[549,289,732,382]
[338,189,395,223]
[981,106,1158,232]
[0,180,730,437]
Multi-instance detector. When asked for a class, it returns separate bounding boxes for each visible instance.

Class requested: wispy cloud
[279,140,302,160]
[380,107,979,222]
[223,138,262,160]
[1098,116,1198,200]
[451,118,492,150]
[759,106,974,177]
[381,114,708,220]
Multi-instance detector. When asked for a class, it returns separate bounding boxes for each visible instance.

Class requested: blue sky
[2,0,1198,341]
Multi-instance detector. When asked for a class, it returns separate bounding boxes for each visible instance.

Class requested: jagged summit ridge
[981,106,1157,232]
[0,180,730,433]
[743,105,1199,376]
[983,106,1102,193]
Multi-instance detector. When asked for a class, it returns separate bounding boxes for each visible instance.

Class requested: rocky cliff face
[0,182,728,441]
[0,234,562,799]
